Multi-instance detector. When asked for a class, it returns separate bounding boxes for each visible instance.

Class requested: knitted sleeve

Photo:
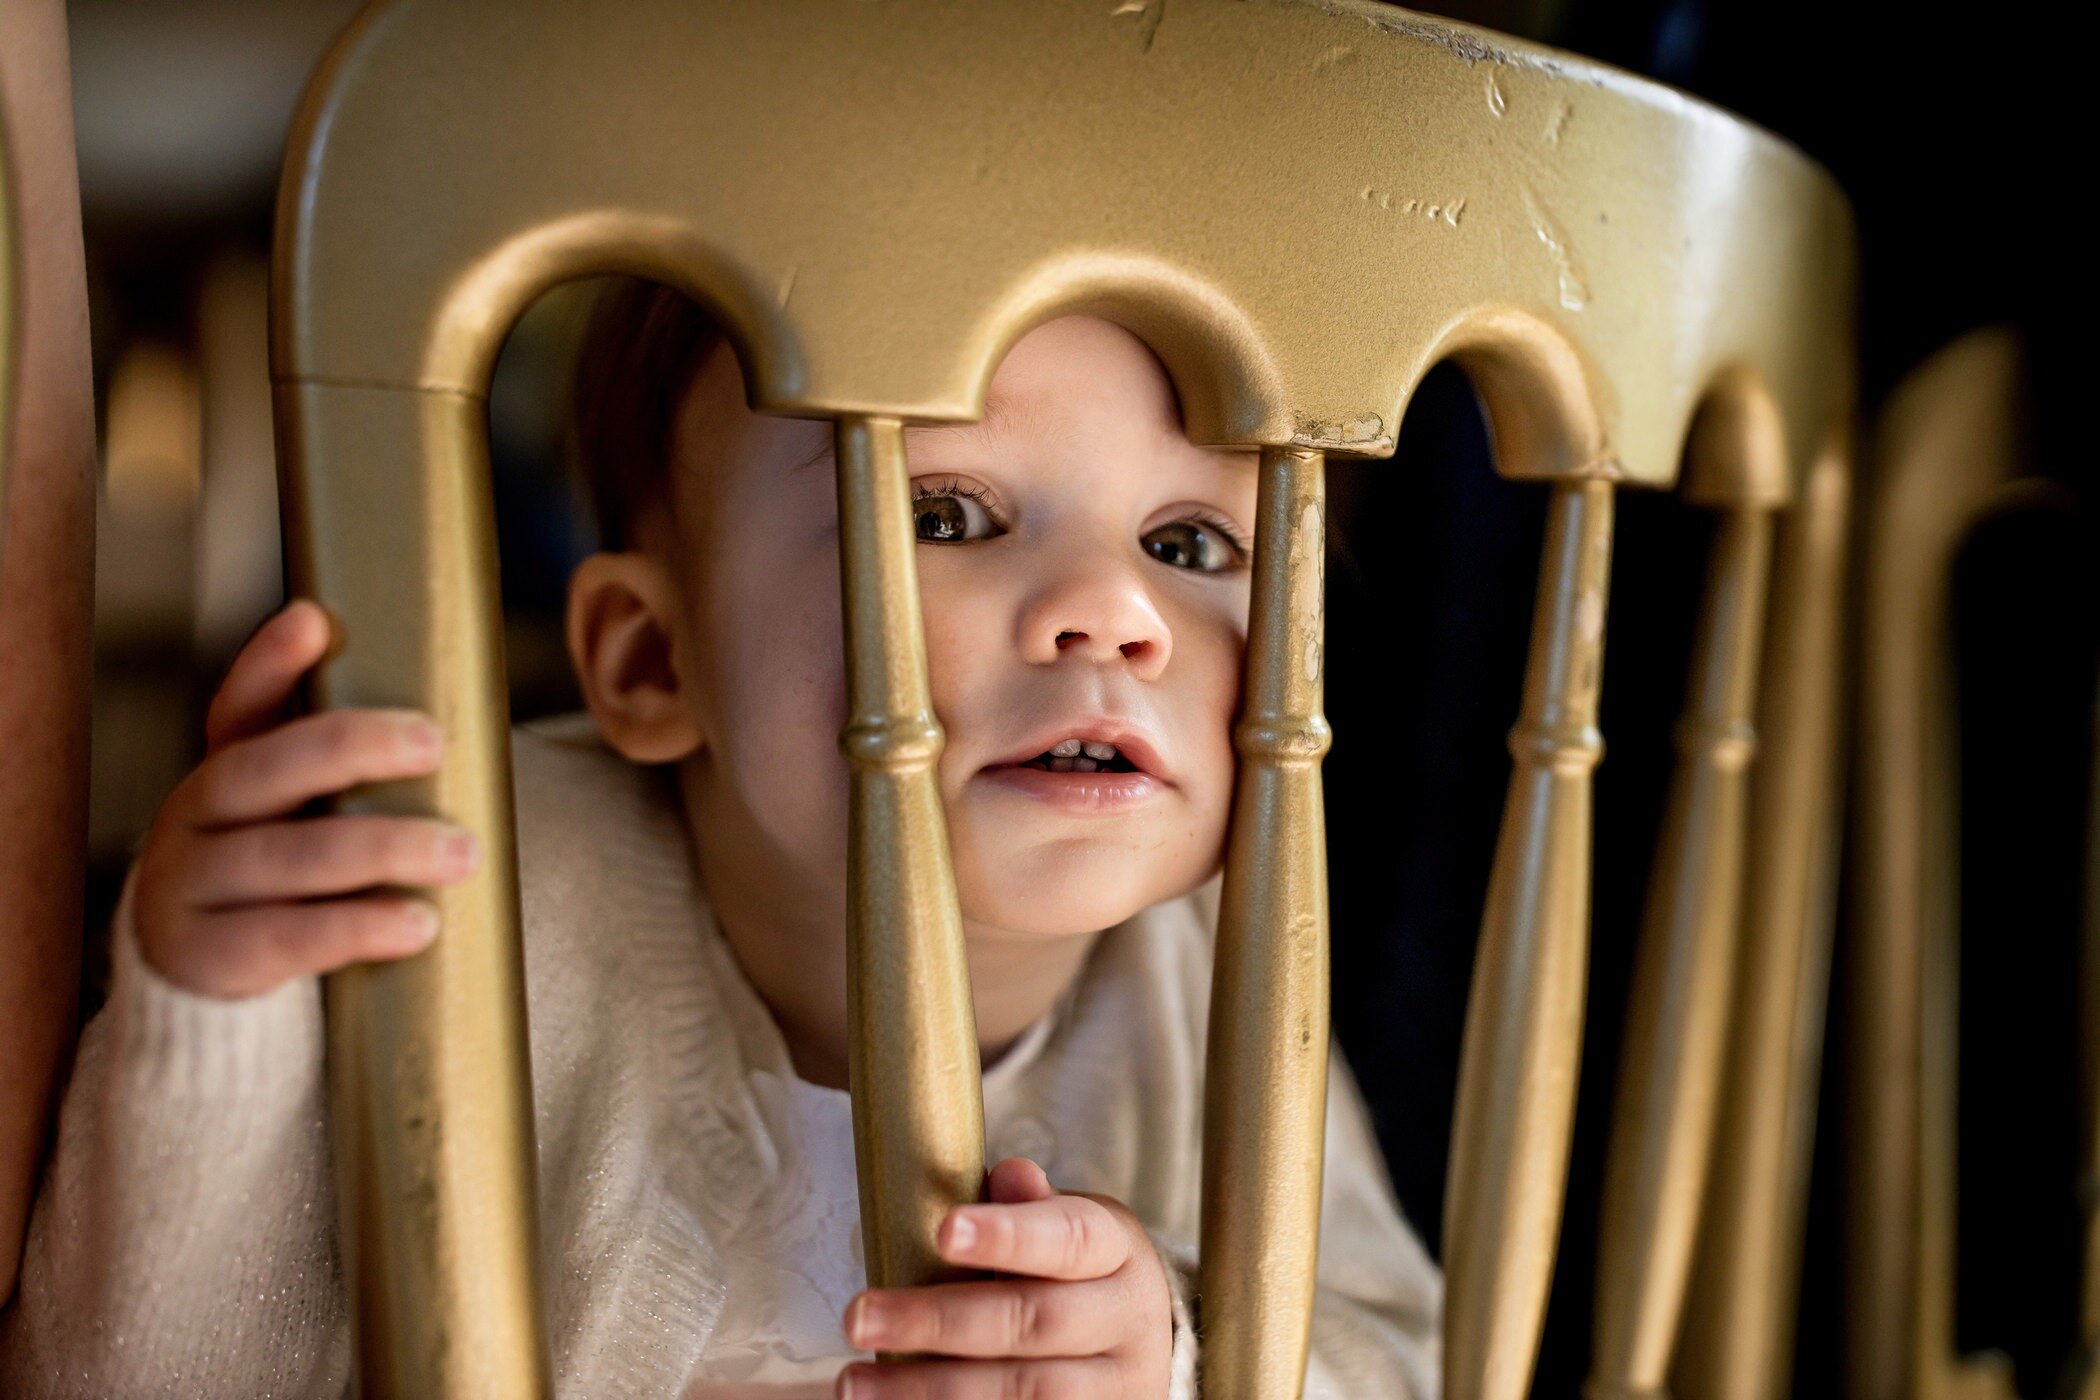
[0,876,349,1398]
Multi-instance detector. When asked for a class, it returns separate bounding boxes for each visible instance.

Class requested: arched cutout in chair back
[271,3,1857,1396]
[1433,311,1606,483]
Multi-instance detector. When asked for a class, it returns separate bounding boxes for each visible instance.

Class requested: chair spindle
[1590,504,1776,1398]
[1444,476,1616,1400]
[1199,446,1331,1400]
[834,414,988,1295]
[280,382,550,1397]
[1675,444,1851,1400]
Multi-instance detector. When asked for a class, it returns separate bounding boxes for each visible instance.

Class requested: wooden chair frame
[268,2,1855,1395]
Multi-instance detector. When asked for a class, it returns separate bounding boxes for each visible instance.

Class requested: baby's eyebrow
[959,390,1057,443]
[783,431,833,476]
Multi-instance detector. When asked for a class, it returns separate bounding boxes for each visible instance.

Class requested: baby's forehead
[672,313,1238,489]
[940,317,1198,445]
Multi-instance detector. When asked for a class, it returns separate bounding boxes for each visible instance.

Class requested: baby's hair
[570,279,724,549]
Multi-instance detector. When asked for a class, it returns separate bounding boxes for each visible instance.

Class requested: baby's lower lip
[977,764,1166,814]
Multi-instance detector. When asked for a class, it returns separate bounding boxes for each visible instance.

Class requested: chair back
[270,3,1856,1394]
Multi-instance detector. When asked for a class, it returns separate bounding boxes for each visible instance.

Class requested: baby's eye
[911,481,1001,544]
[1142,517,1247,573]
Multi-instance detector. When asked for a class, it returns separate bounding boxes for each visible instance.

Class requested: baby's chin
[952,841,1219,942]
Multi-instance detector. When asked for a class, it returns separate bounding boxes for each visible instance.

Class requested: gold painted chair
[1847,329,2080,1400]
[269,1,1854,1395]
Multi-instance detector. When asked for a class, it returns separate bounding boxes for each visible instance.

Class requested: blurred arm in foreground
[0,0,97,1310]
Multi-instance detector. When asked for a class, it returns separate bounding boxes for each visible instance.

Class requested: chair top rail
[273,0,1854,495]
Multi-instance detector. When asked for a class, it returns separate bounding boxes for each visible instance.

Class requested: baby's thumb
[985,1156,1056,1204]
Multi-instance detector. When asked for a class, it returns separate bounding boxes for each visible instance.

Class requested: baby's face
[662,316,1257,940]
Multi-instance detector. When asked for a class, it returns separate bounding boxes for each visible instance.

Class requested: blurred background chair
[1848,329,2099,1400]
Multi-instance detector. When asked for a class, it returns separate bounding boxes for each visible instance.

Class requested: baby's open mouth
[1022,739,1139,774]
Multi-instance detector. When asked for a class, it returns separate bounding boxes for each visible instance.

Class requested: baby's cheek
[712,601,854,883]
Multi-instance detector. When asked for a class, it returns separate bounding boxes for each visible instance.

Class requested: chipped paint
[1112,0,1167,52]
[1523,188,1590,311]
[1296,499,1326,683]
[1270,0,1569,76]
[777,265,798,310]
[1311,43,1355,72]
[1290,411,1389,451]
[1359,187,1466,227]
[1485,72,1507,117]
[1545,100,1571,145]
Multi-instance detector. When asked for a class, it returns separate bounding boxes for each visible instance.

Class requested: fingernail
[848,1296,888,1346]
[404,719,443,761]
[838,1370,865,1400]
[946,1213,977,1253]
[407,903,441,944]
[443,829,481,875]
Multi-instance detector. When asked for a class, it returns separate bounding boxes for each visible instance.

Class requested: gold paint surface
[1444,480,1614,1400]
[834,416,987,1294]
[1590,504,1774,1396]
[1850,330,2025,1400]
[1673,440,1851,1400]
[277,0,1852,487]
[1200,448,1332,1400]
[277,382,551,1398]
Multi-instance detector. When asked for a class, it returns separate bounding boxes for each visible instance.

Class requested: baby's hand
[838,1157,1173,1399]
[133,600,479,998]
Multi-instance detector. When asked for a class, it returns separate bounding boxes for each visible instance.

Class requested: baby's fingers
[178,896,438,999]
[204,601,334,751]
[845,1277,1121,1359]
[837,1355,1118,1400]
[183,708,443,827]
[187,815,479,907]
[936,1193,1131,1280]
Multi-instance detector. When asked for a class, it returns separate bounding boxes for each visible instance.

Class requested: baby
[0,301,1439,1396]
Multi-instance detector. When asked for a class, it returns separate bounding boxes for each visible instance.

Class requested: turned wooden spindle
[1445,476,1616,1400]
[1200,446,1333,1400]
[834,414,988,1295]
[1590,502,1776,1400]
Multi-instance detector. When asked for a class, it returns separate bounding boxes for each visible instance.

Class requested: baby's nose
[1018,570,1172,680]
[1055,627,1161,670]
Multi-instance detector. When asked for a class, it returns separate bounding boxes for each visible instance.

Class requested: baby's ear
[565,552,705,764]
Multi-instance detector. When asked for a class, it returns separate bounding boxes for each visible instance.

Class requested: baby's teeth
[1049,755,1077,772]
[1081,741,1118,761]
[1049,738,1084,758]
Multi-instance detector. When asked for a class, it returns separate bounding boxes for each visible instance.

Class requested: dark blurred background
[62,1,2096,1393]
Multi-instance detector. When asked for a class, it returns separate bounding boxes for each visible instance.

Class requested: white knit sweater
[0,717,1440,1397]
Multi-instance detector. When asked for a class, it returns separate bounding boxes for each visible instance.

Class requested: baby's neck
[726,911,1100,1093]
[686,821,1099,1092]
